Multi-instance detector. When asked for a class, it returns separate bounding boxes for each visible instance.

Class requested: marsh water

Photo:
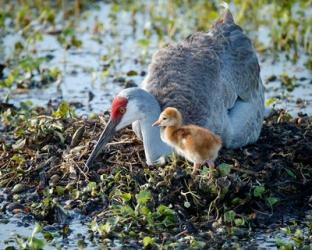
[0,1,311,249]
[1,2,311,116]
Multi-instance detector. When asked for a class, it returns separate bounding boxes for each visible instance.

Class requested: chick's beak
[152,119,161,127]
[86,119,118,167]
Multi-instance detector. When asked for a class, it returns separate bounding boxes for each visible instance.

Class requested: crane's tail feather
[220,2,234,23]
[220,1,229,9]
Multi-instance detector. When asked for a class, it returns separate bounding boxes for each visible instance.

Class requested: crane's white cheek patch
[115,101,141,131]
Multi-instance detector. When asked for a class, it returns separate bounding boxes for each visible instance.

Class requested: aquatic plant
[0,102,311,248]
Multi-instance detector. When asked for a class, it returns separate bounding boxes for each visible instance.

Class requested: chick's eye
[119,107,126,114]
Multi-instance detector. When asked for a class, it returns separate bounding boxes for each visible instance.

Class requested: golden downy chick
[153,107,222,174]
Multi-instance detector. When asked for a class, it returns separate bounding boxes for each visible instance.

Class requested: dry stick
[252,207,273,217]
[0,171,15,180]
[136,151,147,167]
[175,230,188,238]
[106,140,136,146]
[299,164,307,184]
[231,166,258,176]
[73,161,89,180]
[91,123,97,135]
[207,180,222,221]
[47,164,63,176]
[106,160,132,166]
[36,115,53,120]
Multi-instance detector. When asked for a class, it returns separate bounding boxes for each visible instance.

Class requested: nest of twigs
[0,106,311,245]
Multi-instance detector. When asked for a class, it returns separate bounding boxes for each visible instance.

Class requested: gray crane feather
[142,9,264,147]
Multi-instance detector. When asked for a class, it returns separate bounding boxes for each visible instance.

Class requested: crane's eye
[119,107,126,114]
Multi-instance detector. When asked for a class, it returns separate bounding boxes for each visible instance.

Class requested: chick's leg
[204,160,215,178]
[192,162,202,175]
[206,160,215,169]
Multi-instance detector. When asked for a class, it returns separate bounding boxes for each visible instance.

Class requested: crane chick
[153,107,222,175]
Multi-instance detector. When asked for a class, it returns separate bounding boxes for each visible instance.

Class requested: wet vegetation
[0,0,312,249]
[1,104,311,249]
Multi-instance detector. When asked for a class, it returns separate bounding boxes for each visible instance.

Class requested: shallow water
[1,210,309,249]
[1,3,311,116]
[0,217,97,249]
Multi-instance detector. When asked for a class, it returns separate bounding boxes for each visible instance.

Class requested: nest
[0,106,311,247]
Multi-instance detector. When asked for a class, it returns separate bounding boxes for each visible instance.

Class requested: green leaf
[156,205,175,227]
[200,166,209,176]
[143,236,154,248]
[89,219,98,232]
[285,168,296,179]
[253,186,266,198]
[266,196,279,207]
[121,192,132,202]
[43,231,53,242]
[32,223,42,236]
[63,28,75,37]
[126,70,138,76]
[275,237,294,250]
[111,4,119,14]
[120,205,135,217]
[20,100,33,110]
[101,69,109,79]
[234,218,245,226]
[98,223,111,237]
[218,163,232,176]
[71,36,82,48]
[281,226,292,235]
[52,101,74,119]
[48,67,60,80]
[224,210,236,223]
[55,186,65,196]
[19,56,46,73]
[85,182,97,193]
[136,190,151,205]
[77,239,87,249]
[42,197,52,207]
[0,72,15,88]
[157,205,174,216]
[190,239,206,249]
[137,39,150,48]
[11,154,25,165]
[28,237,45,250]
[139,206,151,216]
[265,97,277,107]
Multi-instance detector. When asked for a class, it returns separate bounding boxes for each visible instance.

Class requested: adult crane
[86,6,265,167]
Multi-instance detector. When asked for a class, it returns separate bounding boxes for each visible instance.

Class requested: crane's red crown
[111,96,128,121]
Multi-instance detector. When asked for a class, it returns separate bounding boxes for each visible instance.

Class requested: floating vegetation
[0,103,311,248]
[275,215,312,250]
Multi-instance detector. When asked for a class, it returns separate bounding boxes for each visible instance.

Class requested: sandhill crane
[86,6,264,167]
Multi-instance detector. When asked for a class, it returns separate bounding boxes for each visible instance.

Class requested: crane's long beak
[86,119,118,167]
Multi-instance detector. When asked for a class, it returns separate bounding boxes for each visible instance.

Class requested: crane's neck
[134,92,172,165]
